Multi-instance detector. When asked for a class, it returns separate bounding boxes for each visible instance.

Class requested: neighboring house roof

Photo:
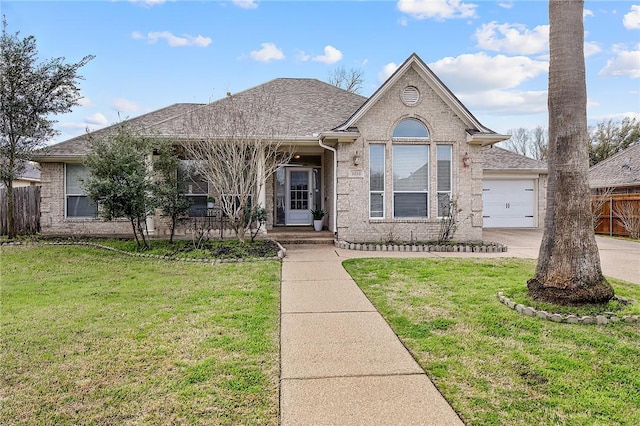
[20,162,41,181]
[335,53,510,146]
[482,146,547,172]
[589,143,640,189]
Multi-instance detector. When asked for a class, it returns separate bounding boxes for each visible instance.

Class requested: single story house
[482,146,547,228]
[34,53,546,242]
[589,143,640,194]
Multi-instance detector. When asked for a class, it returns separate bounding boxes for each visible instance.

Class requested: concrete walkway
[280,245,464,426]
[279,231,639,424]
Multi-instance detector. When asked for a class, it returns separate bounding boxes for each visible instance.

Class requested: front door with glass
[286,168,313,225]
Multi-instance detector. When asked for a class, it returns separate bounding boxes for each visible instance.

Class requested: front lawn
[343,258,640,425]
[1,245,280,425]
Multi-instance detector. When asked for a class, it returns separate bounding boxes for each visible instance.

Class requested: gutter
[316,135,338,237]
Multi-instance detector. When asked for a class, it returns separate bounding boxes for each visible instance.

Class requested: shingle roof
[33,103,201,160]
[151,78,367,138]
[589,143,640,189]
[34,79,367,161]
[482,146,547,171]
[20,162,41,181]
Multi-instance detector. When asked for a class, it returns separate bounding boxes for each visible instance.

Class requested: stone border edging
[1,240,285,263]
[334,240,507,253]
[498,292,638,325]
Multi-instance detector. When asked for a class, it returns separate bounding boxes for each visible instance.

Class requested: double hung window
[65,164,98,218]
[392,118,430,218]
[437,145,453,217]
[178,160,209,217]
[369,145,385,218]
[393,145,429,217]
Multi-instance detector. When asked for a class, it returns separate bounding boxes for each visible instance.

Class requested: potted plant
[310,208,326,231]
[206,196,215,209]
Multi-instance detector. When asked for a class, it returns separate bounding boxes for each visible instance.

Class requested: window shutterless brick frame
[40,162,136,237]
[335,67,484,243]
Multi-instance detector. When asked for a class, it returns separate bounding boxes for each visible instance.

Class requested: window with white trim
[393,145,429,218]
[369,145,385,218]
[392,118,429,139]
[178,160,209,217]
[437,145,453,217]
[65,163,98,218]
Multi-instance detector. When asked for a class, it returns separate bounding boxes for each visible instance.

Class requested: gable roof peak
[335,53,509,145]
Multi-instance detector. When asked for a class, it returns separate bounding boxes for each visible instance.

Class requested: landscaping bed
[2,237,282,260]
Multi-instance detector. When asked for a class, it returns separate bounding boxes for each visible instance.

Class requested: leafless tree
[613,201,640,239]
[527,0,613,305]
[532,126,548,161]
[328,65,364,94]
[181,91,292,243]
[503,128,530,157]
[501,126,547,160]
[590,187,614,232]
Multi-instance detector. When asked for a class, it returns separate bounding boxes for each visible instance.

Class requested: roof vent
[401,86,420,106]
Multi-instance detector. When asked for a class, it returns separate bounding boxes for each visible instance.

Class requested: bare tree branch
[181,91,292,242]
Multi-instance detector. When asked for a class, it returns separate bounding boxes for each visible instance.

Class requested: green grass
[1,245,281,425]
[343,257,640,426]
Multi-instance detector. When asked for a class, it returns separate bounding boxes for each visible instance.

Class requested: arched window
[392,118,429,139]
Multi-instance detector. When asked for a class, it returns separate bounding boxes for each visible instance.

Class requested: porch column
[257,147,266,208]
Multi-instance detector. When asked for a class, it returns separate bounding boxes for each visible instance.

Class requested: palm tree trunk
[527,0,613,305]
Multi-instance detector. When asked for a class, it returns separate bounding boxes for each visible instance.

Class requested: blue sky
[3,0,639,144]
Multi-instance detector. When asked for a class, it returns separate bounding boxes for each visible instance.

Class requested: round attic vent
[401,86,420,106]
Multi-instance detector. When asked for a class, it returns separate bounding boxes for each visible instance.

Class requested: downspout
[317,135,338,237]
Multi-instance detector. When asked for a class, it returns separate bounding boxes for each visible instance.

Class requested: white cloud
[250,43,285,62]
[397,0,477,20]
[129,0,167,6]
[583,9,594,19]
[399,17,409,26]
[474,21,549,55]
[77,95,93,107]
[428,52,547,92]
[623,5,640,29]
[498,2,512,9]
[598,49,640,78]
[591,111,640,122]
[132,31,212,47]
[584,41,602,57]
[296,50,311,62]
[458,90,547,115]
[312,45,343,64]
[378,62,399,83]
[232,0,258,9]
[85,113,108,126]
[112,98,139,113]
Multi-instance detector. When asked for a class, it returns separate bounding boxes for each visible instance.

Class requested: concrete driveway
[483,228,640,285]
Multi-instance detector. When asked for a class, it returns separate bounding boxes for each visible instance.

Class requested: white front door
[286,168,313,225]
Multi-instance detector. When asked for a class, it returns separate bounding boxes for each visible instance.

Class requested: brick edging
[334,240,508,253]
[1,240,285,263]
[497,292,638,325]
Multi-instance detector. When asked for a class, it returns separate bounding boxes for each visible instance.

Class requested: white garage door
[483,180,535,228]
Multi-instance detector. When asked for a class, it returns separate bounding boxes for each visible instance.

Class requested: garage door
[482,180,535,228]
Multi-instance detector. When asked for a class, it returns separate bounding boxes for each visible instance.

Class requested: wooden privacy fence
[592,193,640,238]
[0,186,41,235]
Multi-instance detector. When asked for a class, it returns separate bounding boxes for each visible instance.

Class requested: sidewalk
[279,244,464,426]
